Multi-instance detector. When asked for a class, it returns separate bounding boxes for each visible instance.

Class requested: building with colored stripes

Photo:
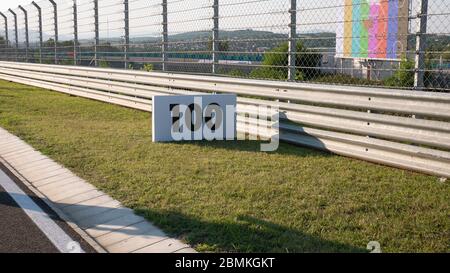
[336,0,409,60]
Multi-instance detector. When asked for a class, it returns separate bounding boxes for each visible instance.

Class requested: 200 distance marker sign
[152,94,237,142]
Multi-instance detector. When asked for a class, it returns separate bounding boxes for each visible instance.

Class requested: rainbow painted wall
[336,0,409,60]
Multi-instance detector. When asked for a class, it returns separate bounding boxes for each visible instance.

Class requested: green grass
[0,80,448,253]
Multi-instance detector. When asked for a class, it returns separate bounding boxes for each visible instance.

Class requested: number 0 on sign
[152,94,237,142]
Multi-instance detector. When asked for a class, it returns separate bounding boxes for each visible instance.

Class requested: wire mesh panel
[0,16,6,60]
[76,0,96,66]
[297,0,411,87]
[220,0,290,79]
[97,0,125,68]
[128,0,163,71]
[301,0,450,91]
[36,0,56,64]
[15,7,26,62]
[0,0,448,92]
[166,0,213,73]
[27,3,41,63]
[52,0,75,65]
[415,0,450,91]
[5,11,18,61]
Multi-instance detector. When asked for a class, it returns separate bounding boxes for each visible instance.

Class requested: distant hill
[4,28,447,54]
[129,30,336,51]
[130,29,335,41]
[128,29,287,43]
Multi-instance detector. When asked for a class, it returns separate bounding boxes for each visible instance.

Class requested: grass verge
[0,80,448,253]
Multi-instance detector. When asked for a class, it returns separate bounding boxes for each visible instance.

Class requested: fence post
[0,13,8,58]
[18,6,29,63]
[73,0,78,65]
[162,0,168,71]
[94,0,99,66]
[8,9,18,62]
[413,0,428,90]
[49,0,58,64]
[124,0,129,69]
[32,1,42,63]
[212,0,219,74]
[288,0,297,81]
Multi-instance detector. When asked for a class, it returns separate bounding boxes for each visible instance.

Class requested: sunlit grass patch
[0,80,448,253]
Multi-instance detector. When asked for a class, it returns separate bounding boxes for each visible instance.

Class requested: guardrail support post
[18,6,29,63]
[124,0,129,69]
[162,0,168,71]
[288,0,297,81]
[212,0,219,74]
[94,0,99,67]
[0,13,8,59]
[49,0,58,64]
[73,0,78,65]
[32,1,42,63]
[8,9,18,62]
[414,0,428,90]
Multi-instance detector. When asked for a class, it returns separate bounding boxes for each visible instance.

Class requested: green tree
[250,42,322,81]
[43,38,56,47]
[227,69,246,77]
[384,59,415,88]
[141,63,154,72]
[384,58,432,88]
[207,37,230,52]
[99,60,110,68]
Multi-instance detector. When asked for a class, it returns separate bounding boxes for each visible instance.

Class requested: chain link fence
[0,0,448,91]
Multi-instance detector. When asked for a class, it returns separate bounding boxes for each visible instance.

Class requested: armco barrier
[0,61,449,178]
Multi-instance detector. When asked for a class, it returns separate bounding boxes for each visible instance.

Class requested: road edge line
[0,156,107,253]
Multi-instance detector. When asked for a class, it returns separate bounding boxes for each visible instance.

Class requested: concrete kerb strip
[0,127,196,253]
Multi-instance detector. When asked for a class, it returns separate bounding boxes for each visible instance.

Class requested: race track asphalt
[0,165,96,253]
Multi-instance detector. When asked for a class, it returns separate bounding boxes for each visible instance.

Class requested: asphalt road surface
[0,165,96,253]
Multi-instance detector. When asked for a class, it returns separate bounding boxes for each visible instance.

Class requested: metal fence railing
[0,0,449,92]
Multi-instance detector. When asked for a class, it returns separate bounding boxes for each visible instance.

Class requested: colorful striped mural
[336,0,409,60]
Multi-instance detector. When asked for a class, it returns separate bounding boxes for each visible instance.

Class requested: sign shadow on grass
[0,192,366,253]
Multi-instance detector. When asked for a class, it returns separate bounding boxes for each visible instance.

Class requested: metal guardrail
[0,61,449,178]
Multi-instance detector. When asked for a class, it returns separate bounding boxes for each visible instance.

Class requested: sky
[0,0,30,11]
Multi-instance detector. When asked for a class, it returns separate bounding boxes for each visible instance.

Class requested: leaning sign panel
[152,95,237,142]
